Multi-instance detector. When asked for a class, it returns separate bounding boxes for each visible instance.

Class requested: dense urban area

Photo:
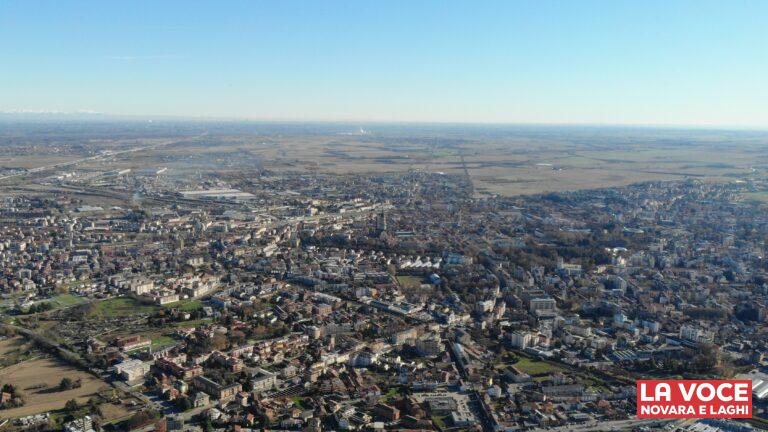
[1,123,768,432]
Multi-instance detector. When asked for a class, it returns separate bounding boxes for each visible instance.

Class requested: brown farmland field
[0,357,109,419]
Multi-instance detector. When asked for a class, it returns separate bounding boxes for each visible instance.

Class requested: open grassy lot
[512,357,566,375]
[48,400,133,426]
[396,275,423,289]
[126,334,178,354]
[175,318,212,328]
[290,396,307,409]
[150,335,178,350]
[50,293,87,307]
[90,297,159,317]
[431,415,449,429]
[382,386,406,404]
[97,401,134,423]
[162,299,203,311]
[0,357,109,418]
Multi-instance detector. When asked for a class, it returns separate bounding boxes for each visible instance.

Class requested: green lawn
[512,357,566,376]
[162,299,203,311]
[396,275,423,289]
[150,335,178,350]
[51,293,87,307]
[175,318,212,327]
[91,298,159,317]
[126,335,177,354]
[291,396,306,410]
[382,387,401,403]
[431,415,448,429]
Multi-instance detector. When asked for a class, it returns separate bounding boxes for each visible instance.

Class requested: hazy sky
[1,0,767,127]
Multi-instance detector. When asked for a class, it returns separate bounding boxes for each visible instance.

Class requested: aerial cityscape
[0,122,767,432]
[2,1,768,432]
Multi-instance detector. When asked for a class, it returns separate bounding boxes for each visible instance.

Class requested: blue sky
[1,0,767,126]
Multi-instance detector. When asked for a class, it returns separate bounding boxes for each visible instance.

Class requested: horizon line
[1,111,766,132]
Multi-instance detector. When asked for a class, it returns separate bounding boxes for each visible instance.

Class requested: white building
[114,359,151,382]
[679,325,714,344]
[509,331,534,349]
[251,367,280,394]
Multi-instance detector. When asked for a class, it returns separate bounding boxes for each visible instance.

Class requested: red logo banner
[636,380,752,418]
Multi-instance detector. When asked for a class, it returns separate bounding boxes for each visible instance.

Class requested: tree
[230,330,246,347]
[65,399,79,413]
[124,409,160,431]
[203,417,214,432]
[211,334,228,351]
[176,396,193,411]
[87,397,102,416]
[60,377,74,390]
[692,344,720,374]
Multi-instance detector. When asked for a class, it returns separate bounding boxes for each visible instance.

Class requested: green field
[382,387,402,403]
[396,275,423,289]
[150,335,178,350]
[162,299,203,311]
[291,396,306,409]
[125,335,177,354]
[91,298,159,317]
[431,415,448,429]
[175,318,212,327]
[51,293,87,307]
[512,357,566,375]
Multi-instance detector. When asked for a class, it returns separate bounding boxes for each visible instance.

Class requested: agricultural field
[0,357,109,419]
[3,124,767,199]
[173,126,765,197]
[741,191,768,206]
